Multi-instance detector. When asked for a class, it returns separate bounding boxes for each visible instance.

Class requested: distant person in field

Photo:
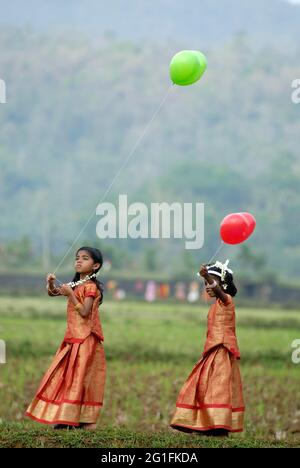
[25,247,106,430]
[170,260,245,436]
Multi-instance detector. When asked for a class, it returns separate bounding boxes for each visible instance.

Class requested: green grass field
[0,296,300,448]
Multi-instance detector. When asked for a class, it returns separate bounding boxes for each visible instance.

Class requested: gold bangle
[74,303,82,311]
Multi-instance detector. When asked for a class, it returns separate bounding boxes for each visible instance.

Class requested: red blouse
[63,280,104,343]
[202,294,240,359]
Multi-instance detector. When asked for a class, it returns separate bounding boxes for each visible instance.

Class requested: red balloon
[220,212,256,245]
[239,212,256,237]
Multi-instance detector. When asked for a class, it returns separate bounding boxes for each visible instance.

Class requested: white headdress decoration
[207,259,233,283]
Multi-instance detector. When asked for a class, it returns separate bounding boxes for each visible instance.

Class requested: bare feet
[80,423,97,430]
[202,429,229,437]
[53,424,77,430]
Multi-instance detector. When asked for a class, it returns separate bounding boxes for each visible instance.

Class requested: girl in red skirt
[25,246,106,430]
[170,260,245,436]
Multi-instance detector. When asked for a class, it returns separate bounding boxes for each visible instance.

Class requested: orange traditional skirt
[25,334,106,426]
[170,345,245,433]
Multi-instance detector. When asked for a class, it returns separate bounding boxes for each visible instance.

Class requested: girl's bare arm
[70,293,94,318]
[46,273,61,296]
[59,284,94,318]
[199,264,229,304]
[47,284,62,296]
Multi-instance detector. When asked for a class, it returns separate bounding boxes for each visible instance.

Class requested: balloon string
[200,241,224,305]
[52,84,175,277]
[207,241,224,265]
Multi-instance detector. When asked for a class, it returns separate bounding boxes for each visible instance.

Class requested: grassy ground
[0,297,300,447]
[1,423,300,448]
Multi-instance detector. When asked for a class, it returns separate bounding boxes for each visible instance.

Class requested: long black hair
[207,264,237,297]
[71,246,104,304]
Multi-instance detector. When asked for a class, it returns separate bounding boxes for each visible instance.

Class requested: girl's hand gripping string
[199,264,210,280]
[46,273,61,296]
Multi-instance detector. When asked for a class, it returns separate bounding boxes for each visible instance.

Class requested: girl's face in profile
[205,275,220,297]
[75,250,98,275]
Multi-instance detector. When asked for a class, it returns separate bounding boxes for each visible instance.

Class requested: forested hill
[0,23,300,277]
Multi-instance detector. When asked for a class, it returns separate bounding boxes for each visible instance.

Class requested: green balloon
[169,50,207,86]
